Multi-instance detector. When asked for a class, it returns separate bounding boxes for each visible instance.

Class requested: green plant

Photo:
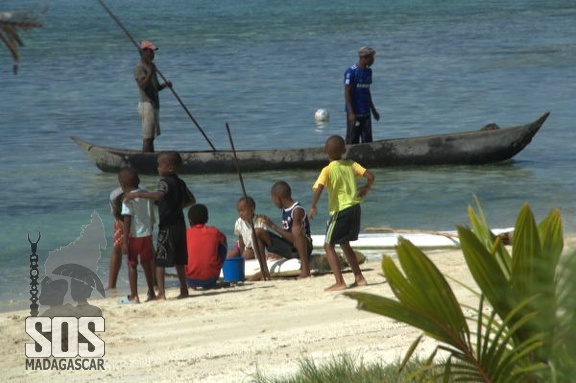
[345,201,576,382]
[252,354,452,383]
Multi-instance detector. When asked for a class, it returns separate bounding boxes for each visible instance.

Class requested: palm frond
[458,226,519,322]
[468,197,512,278]
[0,4,47,74]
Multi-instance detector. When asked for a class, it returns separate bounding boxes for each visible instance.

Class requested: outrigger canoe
[71,112,549,175]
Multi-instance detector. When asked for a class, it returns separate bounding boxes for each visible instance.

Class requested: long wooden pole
[96,0,217,152]
[225,123,270,280]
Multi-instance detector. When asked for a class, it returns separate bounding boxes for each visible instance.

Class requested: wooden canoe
[71,112,549,175]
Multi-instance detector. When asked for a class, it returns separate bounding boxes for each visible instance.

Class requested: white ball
[314,109,330,123]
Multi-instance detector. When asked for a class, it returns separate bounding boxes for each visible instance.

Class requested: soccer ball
[314,109,330,123]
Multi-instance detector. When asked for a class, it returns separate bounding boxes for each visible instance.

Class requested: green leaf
[538,208,563,268]
[395,238,469,339]
[510,204,541,300]
[468,196,512,278]
[458,226,518,322]
[344,291,452,342]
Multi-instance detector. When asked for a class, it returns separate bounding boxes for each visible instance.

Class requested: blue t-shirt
[344,64,373,116]
[281,202,311,237]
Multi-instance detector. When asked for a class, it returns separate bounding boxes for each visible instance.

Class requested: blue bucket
[222,257,245,282]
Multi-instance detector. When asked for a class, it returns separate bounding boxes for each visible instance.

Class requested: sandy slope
[2,249,478,383]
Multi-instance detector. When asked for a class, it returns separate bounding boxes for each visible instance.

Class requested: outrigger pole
[226,123,271,281]
[96,0,217,151]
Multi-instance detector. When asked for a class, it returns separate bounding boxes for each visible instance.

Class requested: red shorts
[127,236,154,266]
[113,220,124,250]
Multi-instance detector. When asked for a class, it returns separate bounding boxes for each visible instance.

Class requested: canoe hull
[71,112,549,175]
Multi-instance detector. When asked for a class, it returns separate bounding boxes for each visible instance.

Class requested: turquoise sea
[2,0,576,312]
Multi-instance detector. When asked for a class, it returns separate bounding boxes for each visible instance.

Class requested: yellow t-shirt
[312,159,366,215]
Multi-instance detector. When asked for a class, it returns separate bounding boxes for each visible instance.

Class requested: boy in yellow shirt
[308,135,374,291]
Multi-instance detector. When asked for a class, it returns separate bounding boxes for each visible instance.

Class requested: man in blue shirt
[344,46,380,144]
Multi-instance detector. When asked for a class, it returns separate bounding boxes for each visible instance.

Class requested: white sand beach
[2,249,480,383]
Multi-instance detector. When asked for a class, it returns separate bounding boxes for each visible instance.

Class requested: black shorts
[324,204,361,245]
[267,233,313,259]
[156,220,188,267]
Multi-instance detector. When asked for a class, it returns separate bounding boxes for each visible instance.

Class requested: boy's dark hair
[324,135,346,159]
[118,167,140,188]
[188,203,208,225]
[271,181,291,198]
[237,196,256,209]
[159,151,183,171]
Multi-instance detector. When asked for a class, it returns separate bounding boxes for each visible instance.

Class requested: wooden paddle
[225,123,271,280]
[96,0,217,152]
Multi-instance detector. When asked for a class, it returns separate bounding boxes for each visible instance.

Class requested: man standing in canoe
[134,40,172,152]
[344,46,380,144]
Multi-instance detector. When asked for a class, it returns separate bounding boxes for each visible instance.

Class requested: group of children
[108,151,195,303]
[108,134,375,303]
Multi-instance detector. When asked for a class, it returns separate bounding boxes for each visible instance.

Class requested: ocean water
[2,0,576,312]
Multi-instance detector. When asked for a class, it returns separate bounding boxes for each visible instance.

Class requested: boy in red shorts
[118,167,156,304]
[125,152,195,300]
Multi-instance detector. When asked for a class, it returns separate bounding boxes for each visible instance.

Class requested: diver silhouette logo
[25,212,107,366]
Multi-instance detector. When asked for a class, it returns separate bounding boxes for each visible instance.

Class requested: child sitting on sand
[227,196,268,260]
[118,167,156,304]
[308,135,374,291]
[185,204,227,289]
[258,181,313,279]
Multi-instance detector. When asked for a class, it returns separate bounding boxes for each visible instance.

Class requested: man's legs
[142,138,154,153]
[360,116,373,143]
[345,118,361,144]
[139,102,159,152]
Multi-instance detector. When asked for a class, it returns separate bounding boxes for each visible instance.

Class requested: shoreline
[2,250,481,383]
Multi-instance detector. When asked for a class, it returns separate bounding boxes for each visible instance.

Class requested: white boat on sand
[221,228,514,279]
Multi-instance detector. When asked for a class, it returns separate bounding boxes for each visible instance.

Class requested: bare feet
[325,283,347,292]
[118,295,140,304]
[248,272,263,281]
[176,288,189,299]
[106,288,121,298]
[145,291,156,302]
[297,273,311,280]
[154,293,166,301]
[349,278,368,288]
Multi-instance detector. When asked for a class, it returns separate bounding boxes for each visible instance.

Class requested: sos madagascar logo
[25,212,106,371]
